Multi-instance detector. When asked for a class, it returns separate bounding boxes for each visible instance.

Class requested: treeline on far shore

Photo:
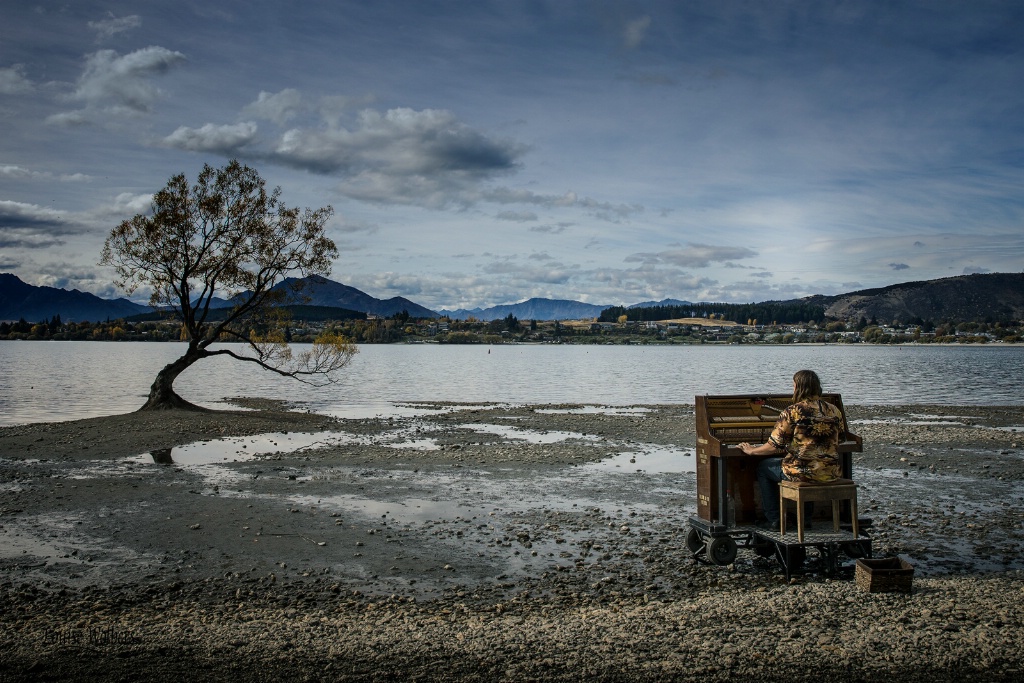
[1,313,1022,345]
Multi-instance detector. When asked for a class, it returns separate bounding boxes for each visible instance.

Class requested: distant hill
[261,275,438,318]
[127,304,366,323]
[628,298,693,309]
[0,273,150,323]
[808,273,1024,323]
[439,297,611,321]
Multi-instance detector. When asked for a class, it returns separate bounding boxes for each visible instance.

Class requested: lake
[1,341,1022,426]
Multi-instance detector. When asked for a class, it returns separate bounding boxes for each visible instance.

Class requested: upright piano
[694,393,862,527]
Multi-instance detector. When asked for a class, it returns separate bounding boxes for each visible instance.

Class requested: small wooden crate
[856,558,914,593]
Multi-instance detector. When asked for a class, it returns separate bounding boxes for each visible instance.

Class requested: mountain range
[0,273,151,323]
[437,298,610,321]
[2,271,1022,324]
[811,273,1024,324]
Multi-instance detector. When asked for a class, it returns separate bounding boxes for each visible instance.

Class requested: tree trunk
[139,347,208,411]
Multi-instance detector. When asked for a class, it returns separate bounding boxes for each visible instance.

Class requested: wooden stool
[779,478,859,543]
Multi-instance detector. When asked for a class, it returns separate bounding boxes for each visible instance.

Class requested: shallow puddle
[583,446,696,474]
[128,431,359,466]
[323,402,519,420]
[458,423,601,444]
[386,438,442,451]
[535,406,653,416]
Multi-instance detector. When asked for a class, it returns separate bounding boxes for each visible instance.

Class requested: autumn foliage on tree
[101,160,357,410]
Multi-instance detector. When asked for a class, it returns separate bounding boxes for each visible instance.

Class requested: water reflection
[150,448,174,464]
[130,431,359,466]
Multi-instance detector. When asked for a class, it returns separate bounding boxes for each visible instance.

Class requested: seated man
[738,369,843,530]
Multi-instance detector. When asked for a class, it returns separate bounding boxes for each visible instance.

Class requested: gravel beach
[2,400,1023,681]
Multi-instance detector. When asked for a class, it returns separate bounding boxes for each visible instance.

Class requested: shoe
[755,519,779,531]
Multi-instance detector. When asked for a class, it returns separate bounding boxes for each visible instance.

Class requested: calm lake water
[1,341,1022,426]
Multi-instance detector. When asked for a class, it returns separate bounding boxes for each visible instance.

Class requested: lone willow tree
[101,160,357,411]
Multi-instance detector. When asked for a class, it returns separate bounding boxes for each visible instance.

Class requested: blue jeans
[757,457,785,523]
[758,457,814,524]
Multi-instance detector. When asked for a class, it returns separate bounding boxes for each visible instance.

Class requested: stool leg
[851,492,859,538]
[832,500,840,532]
[796,493,804,543]
[779,488,786,536]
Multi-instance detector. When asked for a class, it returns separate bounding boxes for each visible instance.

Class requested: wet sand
[1,400,1023,681]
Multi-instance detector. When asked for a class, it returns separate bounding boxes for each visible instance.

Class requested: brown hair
[792,369,823,403]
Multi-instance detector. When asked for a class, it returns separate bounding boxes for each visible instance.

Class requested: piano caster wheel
[685,528,704,555]
[707,536,738,566]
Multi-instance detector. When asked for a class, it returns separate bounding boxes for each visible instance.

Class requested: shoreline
[2,400,1023,681]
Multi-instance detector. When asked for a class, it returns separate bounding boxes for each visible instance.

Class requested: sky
[2,0,1023,312]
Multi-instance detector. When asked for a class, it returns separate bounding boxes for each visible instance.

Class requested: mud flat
[1,400,1023,681]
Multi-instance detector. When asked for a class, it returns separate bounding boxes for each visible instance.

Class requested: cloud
[154,96,640,218]
[31,263,126,299]
[250,107,525,208]
[45,111,91,127]
[106,192,154,217]
[624,16,651,50]
[0,200,90,249]
[963,266,990,274]
[67,46,186,116]
[0,200,71,232]
[163,122,258,153]
[0,193,154,249]
[0,65,33,94]
[624,243,758,268]
[241,89,303,125]
[0,165,91,182]
[530,223,571,234]
[273,107,521,179]
[484,188,642,221]
[496,210,538,222]
[481,259,576,285]
[889,262,910,270]
[88,13,142,42]
[0,233,66,249]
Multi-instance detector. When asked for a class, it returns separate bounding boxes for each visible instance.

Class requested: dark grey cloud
[272,107,521,175]
[0,234,66,249]
[0,201,72,233]
[0,201,74,249]
[221,106,528,209]
[889,262,910,270]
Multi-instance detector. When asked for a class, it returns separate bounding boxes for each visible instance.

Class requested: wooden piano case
[695,393,862,527]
